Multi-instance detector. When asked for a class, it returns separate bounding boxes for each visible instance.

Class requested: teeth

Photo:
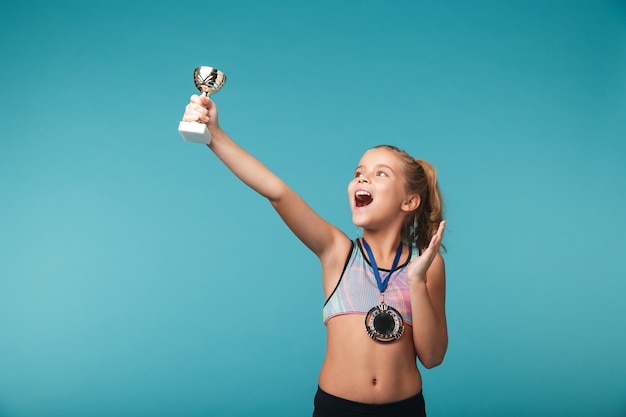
[356,191,371,197]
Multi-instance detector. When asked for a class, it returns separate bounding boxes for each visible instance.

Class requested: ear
[401,194,420,213]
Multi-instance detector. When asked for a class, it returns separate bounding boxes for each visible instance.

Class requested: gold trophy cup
[178,66,226,144]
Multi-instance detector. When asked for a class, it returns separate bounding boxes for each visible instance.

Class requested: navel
[371,377,377,386]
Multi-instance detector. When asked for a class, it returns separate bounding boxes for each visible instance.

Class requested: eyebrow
[354,164,395,172]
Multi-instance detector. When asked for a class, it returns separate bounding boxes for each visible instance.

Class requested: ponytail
[412,159,445,252]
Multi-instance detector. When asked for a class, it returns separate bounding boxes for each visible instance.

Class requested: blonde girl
[182,95,447,417]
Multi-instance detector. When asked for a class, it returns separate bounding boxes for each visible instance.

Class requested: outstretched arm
[181,95,346,262]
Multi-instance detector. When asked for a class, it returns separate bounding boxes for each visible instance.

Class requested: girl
[182,94,447,417]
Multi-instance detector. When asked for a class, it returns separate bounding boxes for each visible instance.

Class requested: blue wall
[1,1,625,416]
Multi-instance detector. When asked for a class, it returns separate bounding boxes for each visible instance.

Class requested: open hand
[407,221,446,283]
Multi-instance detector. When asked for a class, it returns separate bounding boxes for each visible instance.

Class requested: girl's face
[348,148,411,230]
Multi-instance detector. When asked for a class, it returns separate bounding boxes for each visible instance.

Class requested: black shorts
[313,387,426,417]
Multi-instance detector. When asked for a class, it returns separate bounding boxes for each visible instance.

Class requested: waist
[314,386,425,415]
[319,365,422,404]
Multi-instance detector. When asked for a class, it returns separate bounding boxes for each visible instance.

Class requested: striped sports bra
[322,239,419,325]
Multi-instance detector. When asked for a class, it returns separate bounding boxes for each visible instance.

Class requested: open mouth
[355,190,373,207]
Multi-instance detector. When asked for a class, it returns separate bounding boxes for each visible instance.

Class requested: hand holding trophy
[178,66,227,144]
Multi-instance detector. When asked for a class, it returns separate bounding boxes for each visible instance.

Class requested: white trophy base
[178,121,211,144]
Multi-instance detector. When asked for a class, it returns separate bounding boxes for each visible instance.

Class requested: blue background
[1,1,625,416]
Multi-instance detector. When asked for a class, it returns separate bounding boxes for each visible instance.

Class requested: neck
[361,229,403,268]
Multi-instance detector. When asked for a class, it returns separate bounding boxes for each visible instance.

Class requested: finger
[182,112,198,122]
[435,221,446,243]
[417,238,437,266]
[425,228,442,254]
[186,102,208,115]
[198,95,212,107]
[195,111,210,123]
[428,234,440,254]
[182,108,209,123]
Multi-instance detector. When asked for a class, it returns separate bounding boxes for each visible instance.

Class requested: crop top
[322,239,419,325]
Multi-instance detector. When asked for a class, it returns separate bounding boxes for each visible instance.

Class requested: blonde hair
[373,145,445,252]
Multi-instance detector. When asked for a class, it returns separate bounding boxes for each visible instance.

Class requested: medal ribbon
[361,239,403,294]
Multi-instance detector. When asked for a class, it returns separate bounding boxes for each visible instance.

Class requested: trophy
[178,66,227,144]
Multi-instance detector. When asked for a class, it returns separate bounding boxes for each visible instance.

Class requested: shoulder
[319,233,354,272]
[326,233,354,264]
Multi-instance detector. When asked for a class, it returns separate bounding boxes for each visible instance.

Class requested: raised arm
[407,221,448,368]
[181,95,347,262]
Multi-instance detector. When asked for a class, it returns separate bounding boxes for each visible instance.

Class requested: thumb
[198,94,212,107]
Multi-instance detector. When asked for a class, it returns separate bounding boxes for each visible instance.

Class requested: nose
[357,175,370,183]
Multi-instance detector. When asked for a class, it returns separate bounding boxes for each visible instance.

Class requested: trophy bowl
[194,66,226,96]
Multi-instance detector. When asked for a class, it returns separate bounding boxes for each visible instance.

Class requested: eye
[376,171,388,177]
[354,171,363,178]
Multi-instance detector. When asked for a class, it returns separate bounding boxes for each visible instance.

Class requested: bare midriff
[319,314,422,404]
